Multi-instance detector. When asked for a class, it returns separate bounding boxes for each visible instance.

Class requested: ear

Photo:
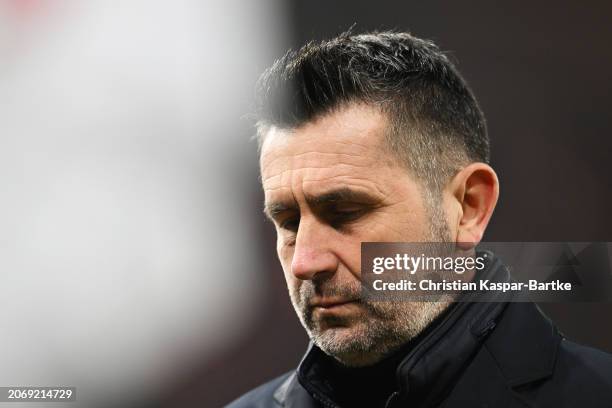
[445,163,499,248]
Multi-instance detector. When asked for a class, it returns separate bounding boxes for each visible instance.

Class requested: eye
[279,216,300,232]
[328,206,366,227]
[334,209,364,220]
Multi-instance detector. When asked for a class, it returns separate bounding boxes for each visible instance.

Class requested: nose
[290,217,339,281]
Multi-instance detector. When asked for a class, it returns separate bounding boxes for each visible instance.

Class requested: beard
[288,198,453,367]
[290,281,450,367]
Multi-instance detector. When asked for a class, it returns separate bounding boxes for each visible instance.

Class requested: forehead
[259,104,393,191]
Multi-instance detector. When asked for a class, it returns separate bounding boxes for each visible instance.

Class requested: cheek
[276,238,298,282]
[282,266,302,304]
[276,237,293,267]
[368,205,430,241]
[331,234,363,280]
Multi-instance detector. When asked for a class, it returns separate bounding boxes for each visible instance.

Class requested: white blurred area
[0,0,285,406]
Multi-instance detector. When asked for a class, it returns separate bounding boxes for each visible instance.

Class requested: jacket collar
[438,301,561,408]
[390,253,515,407]
[484,301,560,387]
[275,251,561,408]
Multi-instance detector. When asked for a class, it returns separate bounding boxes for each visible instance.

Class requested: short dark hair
[255,30,489,195]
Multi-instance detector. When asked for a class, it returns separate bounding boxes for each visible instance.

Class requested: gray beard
[289,198,453,367]
[298,290,450,367]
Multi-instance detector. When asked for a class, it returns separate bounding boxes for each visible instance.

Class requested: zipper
[476,319,497,338]
[384,391,400,408]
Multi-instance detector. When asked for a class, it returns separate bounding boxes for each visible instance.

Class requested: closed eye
[279,216,300,232]
[327,207,368,228]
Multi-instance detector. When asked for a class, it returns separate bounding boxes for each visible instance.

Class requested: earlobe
[450,163,499,247]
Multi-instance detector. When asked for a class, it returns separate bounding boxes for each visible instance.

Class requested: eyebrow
[263,201,296,221]
[263,187,381,221]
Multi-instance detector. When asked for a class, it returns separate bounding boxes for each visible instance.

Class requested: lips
[310,298,358,309]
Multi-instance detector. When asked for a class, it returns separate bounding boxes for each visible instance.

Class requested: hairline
[256,99,472,194]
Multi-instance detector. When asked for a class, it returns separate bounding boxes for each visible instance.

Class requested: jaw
[306,319,396,367]
[304,300,453,367]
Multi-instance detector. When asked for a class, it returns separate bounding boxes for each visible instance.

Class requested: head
[257,30,499,366]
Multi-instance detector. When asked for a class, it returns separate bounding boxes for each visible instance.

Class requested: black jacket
[227,255,612,407]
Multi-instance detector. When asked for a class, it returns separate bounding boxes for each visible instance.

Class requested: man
[228,30,612,407]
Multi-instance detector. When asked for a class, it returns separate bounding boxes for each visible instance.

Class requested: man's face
[260,103,450,366]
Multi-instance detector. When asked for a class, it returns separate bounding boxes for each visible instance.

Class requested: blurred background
[0,0,610,407]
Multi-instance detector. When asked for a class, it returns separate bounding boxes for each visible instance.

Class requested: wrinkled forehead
[259,104,391,180]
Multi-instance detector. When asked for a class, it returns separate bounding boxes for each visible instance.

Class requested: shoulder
[523,338,612,407]
[555,338,612,386]
[225,371,294,408]
[479,302,612,407]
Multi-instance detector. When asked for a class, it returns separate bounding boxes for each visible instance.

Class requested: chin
[311,324,389,367]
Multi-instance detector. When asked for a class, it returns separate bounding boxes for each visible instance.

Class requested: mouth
[310,298,359,310]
